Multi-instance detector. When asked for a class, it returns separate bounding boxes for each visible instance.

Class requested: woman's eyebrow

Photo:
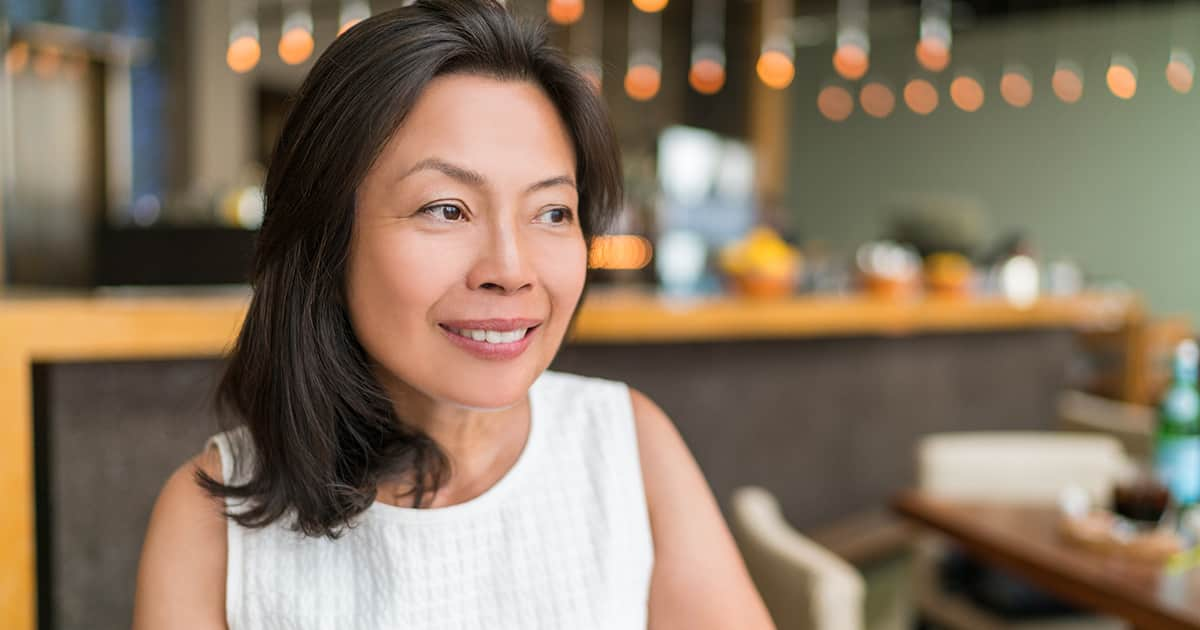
[401,157,576,194]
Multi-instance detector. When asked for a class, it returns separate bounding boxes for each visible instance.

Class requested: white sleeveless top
[207,370,654,630]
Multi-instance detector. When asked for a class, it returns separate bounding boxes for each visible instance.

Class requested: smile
[437,318,544,360]
[446,327,530,344]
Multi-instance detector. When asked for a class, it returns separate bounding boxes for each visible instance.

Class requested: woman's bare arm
[631,388,776,630]
[132,447,228,630]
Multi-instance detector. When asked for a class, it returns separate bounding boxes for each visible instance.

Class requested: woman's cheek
[537,236,588,306]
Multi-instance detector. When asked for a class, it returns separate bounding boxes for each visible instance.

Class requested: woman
[133,1,773,628]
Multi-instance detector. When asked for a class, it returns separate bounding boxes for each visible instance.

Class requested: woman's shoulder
[132,446,228,628]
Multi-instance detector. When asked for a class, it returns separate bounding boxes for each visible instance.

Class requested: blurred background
[2,0,1200,629]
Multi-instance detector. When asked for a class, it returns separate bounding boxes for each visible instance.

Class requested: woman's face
[347,74,587,411]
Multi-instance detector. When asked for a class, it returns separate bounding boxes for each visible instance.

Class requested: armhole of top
[203,430,241,627]
[205,431,236,488]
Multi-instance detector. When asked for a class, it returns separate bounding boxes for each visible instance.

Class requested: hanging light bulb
[1052,59,1083,104]
[339,1,371,35]
[1000,64,1033,108]
[690,44,726,95]
[632,0,668,13]
[903,77,938,115]
[915,0,951,72]
[757,34,795,89]
[547,0,584,25]
[279,3,315,65]
[625,53,661,101]
[227,17,261,73]
[1106,53,1137,100]
[833,26,869,80]
[833,0,869,80]
[1166,48,1194,94]
[757,0,795,89]
[625,2,661,100]
[689,0,726,95]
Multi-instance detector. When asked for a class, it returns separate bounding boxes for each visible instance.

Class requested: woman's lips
[437,319,542,361]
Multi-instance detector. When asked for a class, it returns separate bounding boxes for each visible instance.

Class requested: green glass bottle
[1155,339,1200,507]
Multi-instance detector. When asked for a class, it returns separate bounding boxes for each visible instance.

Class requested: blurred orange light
[915,38,950,72]
[949,75,983,112]
[817,85,854,122]
[632,0,668,12]
[1106,62,1136,100]
[338,19,363,35]
[832,44,869,80]
[624,64,661,101]
[278,27,314,65]
[226,36,261,73]
[903,78,938,115]
[1000,71,1033,108]
[1167,53,1193,94]
[1052,67,1083,103]
[757,50,795,89]
[5,41,29,74]
[33,46,62,79]
[589,235,654,269]
[689,58,725,94]
[547,0,584,25]
[859,82,895,118]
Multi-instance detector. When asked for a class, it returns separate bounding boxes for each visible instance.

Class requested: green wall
[786,5,1200,322]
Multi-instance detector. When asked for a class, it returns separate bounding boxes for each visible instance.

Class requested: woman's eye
[537,207,573,225]
[421,204,465,222]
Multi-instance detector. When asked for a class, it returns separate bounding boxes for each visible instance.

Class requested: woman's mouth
[437,319,543,360]
[444,326,531,344]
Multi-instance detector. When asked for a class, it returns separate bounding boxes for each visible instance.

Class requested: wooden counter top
[0,286,1141,358]
[0,285,1143,628]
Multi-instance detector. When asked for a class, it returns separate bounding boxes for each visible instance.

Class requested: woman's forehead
[375,74,577,184]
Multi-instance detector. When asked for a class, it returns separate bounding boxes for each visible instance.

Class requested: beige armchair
[913,432,1132,630]
[731,486,865,630]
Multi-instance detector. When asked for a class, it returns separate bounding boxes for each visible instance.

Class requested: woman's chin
[434,365,543,411]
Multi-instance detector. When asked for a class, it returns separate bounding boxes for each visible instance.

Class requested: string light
[279,3,315,65]
[859,80,895,118]
[1000,65,1033,108]
[589,235,654,269]
[625,2,662,100]
[689,0,726,95]
[833,27,869,80]
[833,0,869,80]
[903,78,938,114]
[226,17,261,73]
[817,84,854,121]
[950,73,984,112]
[1052,59,1083,104]
[547,0,584,25]
[631,0,668,12]
[1166,48,1194,94]
[916,0,951,72]
[1106,53,1136,100]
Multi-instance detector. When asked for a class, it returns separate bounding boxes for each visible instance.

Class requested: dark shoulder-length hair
[199,0,622,539]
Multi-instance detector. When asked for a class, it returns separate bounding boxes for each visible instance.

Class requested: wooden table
[894,491,1200,630]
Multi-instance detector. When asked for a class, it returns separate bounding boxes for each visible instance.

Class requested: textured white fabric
[208,370,654,630]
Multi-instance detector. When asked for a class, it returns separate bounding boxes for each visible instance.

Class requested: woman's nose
[466,222,535,295]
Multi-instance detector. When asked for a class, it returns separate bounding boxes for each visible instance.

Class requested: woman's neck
[377,386,532,508]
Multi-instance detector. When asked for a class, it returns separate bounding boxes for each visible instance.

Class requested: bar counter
[0,286,1141,628]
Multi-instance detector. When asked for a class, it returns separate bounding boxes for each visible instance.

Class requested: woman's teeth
[453,328,529,344]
